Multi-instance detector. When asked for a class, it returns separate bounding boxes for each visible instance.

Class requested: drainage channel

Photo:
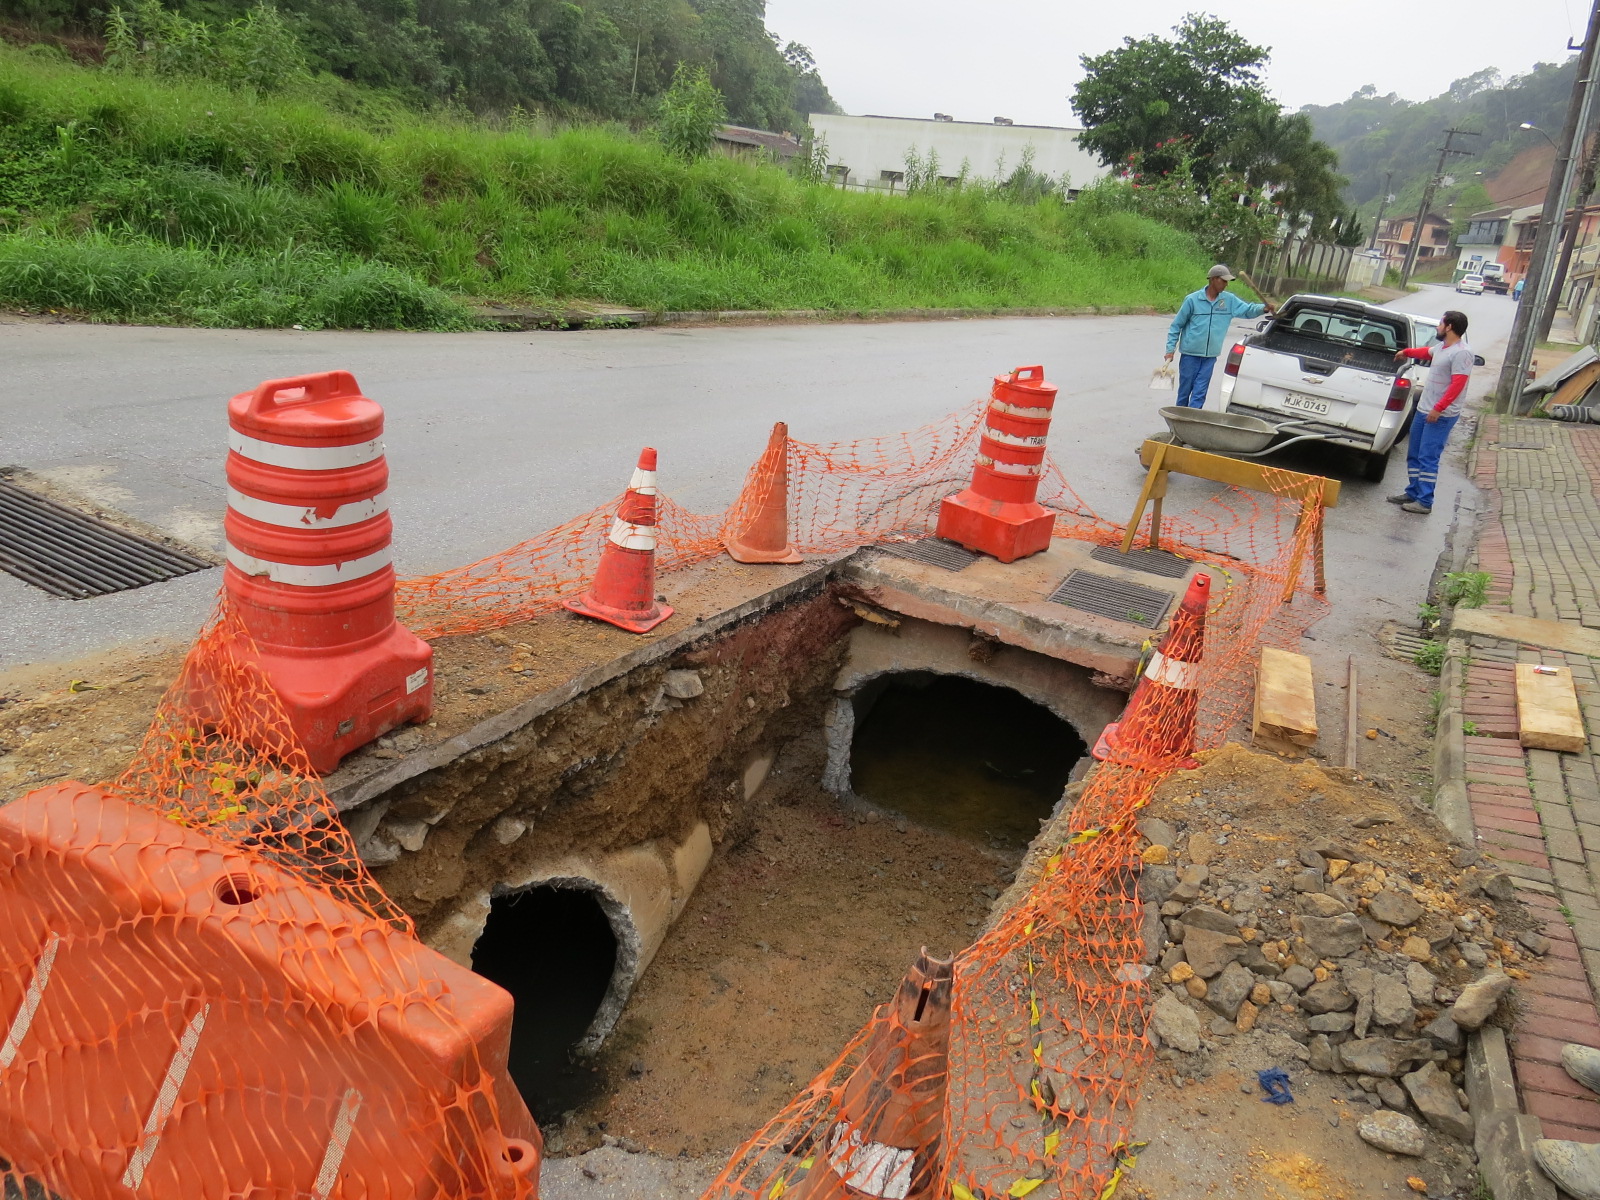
[335,568,1118,1162]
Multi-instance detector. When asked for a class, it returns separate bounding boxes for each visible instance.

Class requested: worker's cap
[1207,264,1236,281]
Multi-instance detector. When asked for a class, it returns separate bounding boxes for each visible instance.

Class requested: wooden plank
[1137,440,1341,507]
[1516,663,1587,753]
[1453,608,1600,658]
[1548,360,1600,410]
[1253,646,1319,755]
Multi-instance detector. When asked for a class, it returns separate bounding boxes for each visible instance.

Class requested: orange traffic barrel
[935,366,1059,563]
[0,782,541,1199]
[222,371,433,773]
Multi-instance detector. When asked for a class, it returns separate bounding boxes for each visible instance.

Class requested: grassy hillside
[0,48,1209,329]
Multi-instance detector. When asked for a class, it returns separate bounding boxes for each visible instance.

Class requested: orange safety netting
[701,466,1326,1200]
[1,387,1328,1199]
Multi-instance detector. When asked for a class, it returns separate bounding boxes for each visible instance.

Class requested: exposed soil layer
[0,557,816,806]
[550,746,1014,1159]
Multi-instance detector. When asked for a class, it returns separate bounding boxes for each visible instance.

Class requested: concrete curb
[1432,632,1474,848]
[647,304,1162,326]
[1466,1026,1557,1200]
[1433,434,1556,1200]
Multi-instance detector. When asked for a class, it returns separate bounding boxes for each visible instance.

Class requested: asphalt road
[1,284,1516,668]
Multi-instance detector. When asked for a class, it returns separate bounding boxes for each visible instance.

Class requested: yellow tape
[1008,1178,1044,1197]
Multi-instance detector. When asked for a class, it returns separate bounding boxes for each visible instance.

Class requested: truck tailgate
[1228,344,1395,436]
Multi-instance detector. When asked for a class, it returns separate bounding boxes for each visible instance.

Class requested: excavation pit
[315,545,1161,1153]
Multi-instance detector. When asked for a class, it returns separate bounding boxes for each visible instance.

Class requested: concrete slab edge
[326,562,836,812]
[1466,1026,1556,1200]
[1432,632,1475,849]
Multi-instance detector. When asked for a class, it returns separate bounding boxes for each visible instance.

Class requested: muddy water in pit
[541,777,1014,1159]
[850,674,1085,852]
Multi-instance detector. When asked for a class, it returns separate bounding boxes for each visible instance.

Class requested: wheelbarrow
[1157,406,1324,458]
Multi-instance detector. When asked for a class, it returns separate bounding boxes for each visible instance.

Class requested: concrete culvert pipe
[470,884,619,1123]
[847,671,1087,851]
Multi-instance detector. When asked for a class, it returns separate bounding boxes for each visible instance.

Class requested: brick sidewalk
[1458,414,1600,1157]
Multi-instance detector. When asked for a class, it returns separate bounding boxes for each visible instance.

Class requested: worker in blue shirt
[1164,265,1276,408]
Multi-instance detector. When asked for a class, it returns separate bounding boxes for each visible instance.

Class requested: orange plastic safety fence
[703,476,1327,1200]
[0,384,1330,1200]
[1,603,540,1199]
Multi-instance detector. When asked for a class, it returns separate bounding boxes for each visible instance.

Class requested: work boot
[1387,493,1411,504]
[1400,501,1432,515]
[1534,1139,1600,1200]
[1566,1043,1600,1094]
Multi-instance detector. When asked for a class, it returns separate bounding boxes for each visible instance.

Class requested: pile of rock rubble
[1134,746,1549,1162]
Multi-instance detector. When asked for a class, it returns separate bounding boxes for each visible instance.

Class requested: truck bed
[1248,327,1400,376]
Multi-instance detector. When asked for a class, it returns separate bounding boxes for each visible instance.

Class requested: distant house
[1375,213,1453,271]
[805,113,1108,195]
[1456,206,1511,280]
[713,125,802,162]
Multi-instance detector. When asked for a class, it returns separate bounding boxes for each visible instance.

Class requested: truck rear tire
[1361,446,1391,482]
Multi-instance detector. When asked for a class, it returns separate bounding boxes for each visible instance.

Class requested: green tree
[1222,104,1346,233]
[656,61,725,158]
[105,0,306,91]
[1071,13,1271,179]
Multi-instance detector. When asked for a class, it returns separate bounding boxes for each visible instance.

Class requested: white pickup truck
[1206,295,1480,482]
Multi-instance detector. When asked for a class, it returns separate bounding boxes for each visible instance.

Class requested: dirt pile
[1132,744,1547,1197]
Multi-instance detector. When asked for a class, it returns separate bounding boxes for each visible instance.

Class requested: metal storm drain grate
[1090,544,1193,579]
[1047,570,1173,629]
[0,478,213,599]
[874,537,980,571]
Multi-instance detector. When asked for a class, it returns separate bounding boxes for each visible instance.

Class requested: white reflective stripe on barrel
[627,468,658,495]
[990,400,1052,419]
[0,933,60,1071]
[228,430,385,471]
[982,426,1049,448]
[227,488,389,530]
[121,1004,210,1190]
[975,454,1044,477]
[1143,649,1200,690]
[225,545,392,587]
[310,1088,364,1200]
[826,1119,914,1199]
[609,519,657,550]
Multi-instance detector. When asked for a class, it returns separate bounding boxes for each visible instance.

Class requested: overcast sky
[765,0,1585,125]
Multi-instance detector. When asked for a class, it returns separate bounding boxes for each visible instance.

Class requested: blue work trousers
[1404,412,1459,510]
[1174,353,1216,409]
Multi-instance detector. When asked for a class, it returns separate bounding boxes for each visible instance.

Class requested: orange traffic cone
[783,950,953,1200]
[724,422,802,564]
[563,448,674,633]
[1091,571,1208,770]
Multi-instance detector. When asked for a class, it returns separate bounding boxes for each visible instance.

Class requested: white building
[807,113,1109,196]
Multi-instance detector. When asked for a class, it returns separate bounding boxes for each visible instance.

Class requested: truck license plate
[1283,393,1330,416]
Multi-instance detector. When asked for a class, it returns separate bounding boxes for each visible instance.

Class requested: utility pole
[1400,131,1479,287]
[1498,0,1600,413]
[1367,172,1394,251]
[1538,121,1600,339]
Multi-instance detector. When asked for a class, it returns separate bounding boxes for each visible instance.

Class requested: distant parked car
[1456,274,1485,295]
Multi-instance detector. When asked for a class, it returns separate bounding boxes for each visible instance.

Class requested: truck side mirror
[1473,354,1485,367]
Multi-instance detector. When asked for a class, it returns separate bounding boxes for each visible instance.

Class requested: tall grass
[0,47,1209,329]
